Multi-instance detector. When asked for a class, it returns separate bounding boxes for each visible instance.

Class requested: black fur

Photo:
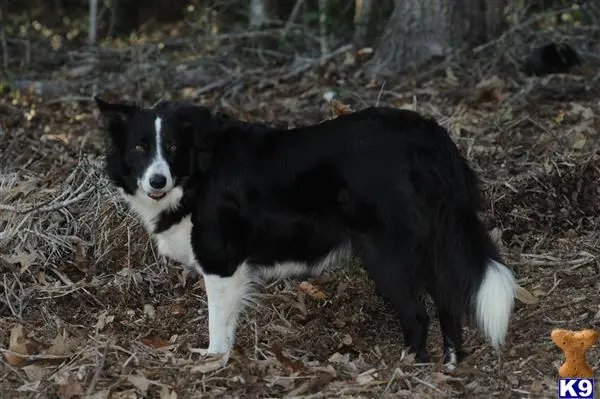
[523,43,581,77]
[97,98,512,366]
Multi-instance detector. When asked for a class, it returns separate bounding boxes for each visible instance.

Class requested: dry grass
[1,15,600,398]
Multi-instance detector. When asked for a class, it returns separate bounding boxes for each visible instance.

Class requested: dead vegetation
[1,14,600,399]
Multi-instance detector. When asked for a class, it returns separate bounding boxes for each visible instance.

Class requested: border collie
[95,97,516,371]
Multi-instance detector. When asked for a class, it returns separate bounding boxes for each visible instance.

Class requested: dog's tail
[474,258,516,348]
[441,154,517,349]
[459,157,516,348]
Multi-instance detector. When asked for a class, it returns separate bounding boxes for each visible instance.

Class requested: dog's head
[95,97,214,203]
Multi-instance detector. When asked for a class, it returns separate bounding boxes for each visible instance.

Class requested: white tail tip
[475,260,516,348]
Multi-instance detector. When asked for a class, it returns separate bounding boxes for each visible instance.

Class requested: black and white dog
[95,97,516,370]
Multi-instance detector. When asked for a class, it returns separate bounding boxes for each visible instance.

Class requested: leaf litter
[1,16,600,399]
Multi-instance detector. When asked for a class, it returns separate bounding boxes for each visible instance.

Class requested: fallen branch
[281,44,353,81]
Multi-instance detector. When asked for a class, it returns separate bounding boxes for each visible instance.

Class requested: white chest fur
[153,216,196,266]
[122,188,200,273]
[153,215,198,268]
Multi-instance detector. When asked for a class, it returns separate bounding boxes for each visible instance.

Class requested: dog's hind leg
[360,244,431,363]
[394,291,430,363]
[433,299,465,371]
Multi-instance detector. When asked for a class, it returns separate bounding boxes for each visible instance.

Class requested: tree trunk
[367,0,507,77]
[88,0,98,45]
[249,0,269,28]
[353,0,373,48]
[109,0,139,37]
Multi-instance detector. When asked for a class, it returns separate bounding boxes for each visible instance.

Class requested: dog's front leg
[190,265,251,362]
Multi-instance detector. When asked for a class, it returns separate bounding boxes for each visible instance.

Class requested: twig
[47,96,95,105]
[283,0,305,38]
[0,186,95,214]
[0,24,7,72]
[410,376,451,396]
[194,78,234,97]
[318,0,329,56]
[86,341,110,396]
[0,349,71,361]
[3,274,18,317]
[281,44,352,81]
[103,29,288,54]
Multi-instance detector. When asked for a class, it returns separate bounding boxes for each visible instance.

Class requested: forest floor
[1,20,600,399]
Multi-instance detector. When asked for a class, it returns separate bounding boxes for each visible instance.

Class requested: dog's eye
[134,144,145,153]
[168,144,177,152]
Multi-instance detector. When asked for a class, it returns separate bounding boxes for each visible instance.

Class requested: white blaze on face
[140,117,174,196]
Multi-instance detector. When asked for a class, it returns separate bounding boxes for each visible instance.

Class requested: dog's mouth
[148,191,168,200]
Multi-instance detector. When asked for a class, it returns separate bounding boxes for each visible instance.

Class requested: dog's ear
[174,105,218,173]
[94,96,139,142]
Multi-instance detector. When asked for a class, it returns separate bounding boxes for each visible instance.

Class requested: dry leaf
[328,352,349,365]
[445,67,458,85]
[568,103,595,120]
[127,374,150,394]
[298,281,328,300]
[450,122,463,137]
[400,350,416,364]
[4,324,39,366]
[291,291,308,318]
[365,79,381,89]
[572,131,587,150]
[1,251,37,273]
[22,364,49,380]
[355,368,377,385]
[141,337,170,349]
[170,302,187,316]
[271,343,305,372]
[272,376,296,391]
[329,99,353,116]
[85,390,110,399]
[189,353,229,373]
[43,133,69,145]
[515,284,539,305]
[160,386,178,399]
[143,304,156,319]
[111,389,138,399]
[45,331,68,356]
[95,311,114,331]
[341,334,353,346]
[476,75,505,90]
[287,372,334,396]
[181,87,195,99]
[56,372,83,399]
[335,282,348,297]
[429,371,454,386]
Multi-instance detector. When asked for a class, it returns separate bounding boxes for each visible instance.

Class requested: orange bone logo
[551,328,598,378]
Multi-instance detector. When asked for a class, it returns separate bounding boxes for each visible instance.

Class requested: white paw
[188,348,231,373]
[443,348,458,372]
[189,347,211,356]
[189,347,228,357]
[443,361,457,372]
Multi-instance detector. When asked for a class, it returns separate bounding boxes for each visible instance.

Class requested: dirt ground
[1,21,600,399]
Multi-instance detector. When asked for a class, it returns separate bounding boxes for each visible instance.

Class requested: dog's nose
[149,174,167,189]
